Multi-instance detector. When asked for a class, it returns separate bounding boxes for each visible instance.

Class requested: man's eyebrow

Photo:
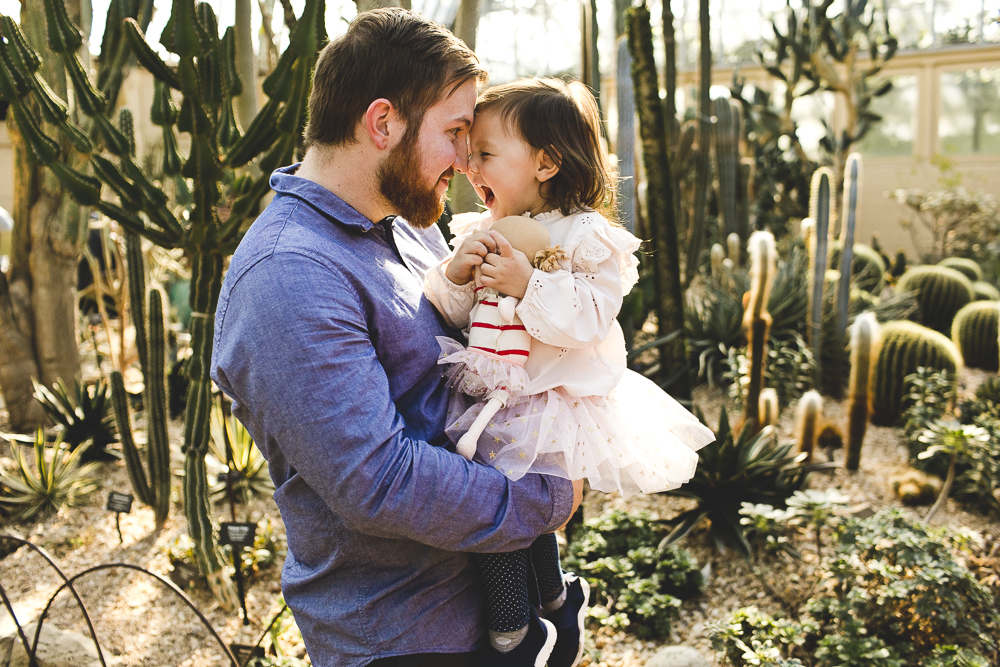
[450,116,473,129]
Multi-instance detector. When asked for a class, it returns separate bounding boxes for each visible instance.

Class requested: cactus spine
[759,388,779,429]
[871,321,962,425]
[743,231,776,431]
[0,0,327,610]
[795,390,823,463]
[951,301,1000,371]
[896,265,975,335]
[845,312,881,471]
[110,240,170,526]
[807,168,833,390]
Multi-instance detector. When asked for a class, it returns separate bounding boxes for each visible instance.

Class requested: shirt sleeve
[515,224,636,349]
[213,252,574,553]
[423,258,476,329]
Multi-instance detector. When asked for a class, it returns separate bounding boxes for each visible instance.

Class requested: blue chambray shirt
[211,165,574,667]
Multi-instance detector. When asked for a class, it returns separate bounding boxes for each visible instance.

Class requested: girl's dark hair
[475,78,617,220]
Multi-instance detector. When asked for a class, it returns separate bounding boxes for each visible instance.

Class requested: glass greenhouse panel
[857,75,918,157]
[939,67,1000,155]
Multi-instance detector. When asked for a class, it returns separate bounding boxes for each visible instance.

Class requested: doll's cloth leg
[473,549,532,652]
[530,533,566,612]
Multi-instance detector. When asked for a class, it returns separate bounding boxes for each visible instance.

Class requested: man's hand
[556,479,584,531]
[480,233,534,298]
[445,230,499,285]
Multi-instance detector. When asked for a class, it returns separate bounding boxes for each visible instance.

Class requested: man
[211,9,582,667]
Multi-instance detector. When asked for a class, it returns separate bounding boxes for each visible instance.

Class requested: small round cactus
[896,265,974,334]
[938,257,983,283]
[951,301,1000,371]
[972,281,1000,302]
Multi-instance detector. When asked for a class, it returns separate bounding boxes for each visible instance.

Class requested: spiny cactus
[890,249,907,281]
[759,388,779,429]
[972,281,1000,302]
[111,235,170,526]
[835,154,861,339]
[807,168,833,390]
[710,243,725,279]
[795,390,823,463]
[951,301,999,371]
[714,98,743,242]
[742,231,776,431]
[871,321,962,425]
[896,265,974,335]
[938,257,983,283]
[845,312,881,471]
[727,232,741,267]
[0,0,327,610]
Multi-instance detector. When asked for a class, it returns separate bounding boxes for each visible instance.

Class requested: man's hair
[304,8,486,149]
[475,78,617,220]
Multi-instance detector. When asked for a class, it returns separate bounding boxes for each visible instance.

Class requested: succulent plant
[951,301,999,371]
[896,265,975,335]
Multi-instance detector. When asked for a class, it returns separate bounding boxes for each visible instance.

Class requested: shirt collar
[269,163,377,232]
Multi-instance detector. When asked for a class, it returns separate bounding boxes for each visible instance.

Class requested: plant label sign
[230,643,264,664]
[106,491,134,513]
[219,522,257,547]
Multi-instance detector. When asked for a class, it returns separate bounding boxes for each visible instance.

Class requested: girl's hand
[445,230,499,285]
[480,233,533,299]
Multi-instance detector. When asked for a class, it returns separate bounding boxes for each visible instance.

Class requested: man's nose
[454,149,469,174]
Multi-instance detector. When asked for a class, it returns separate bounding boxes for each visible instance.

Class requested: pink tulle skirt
[438,336,530,400]
[441,356,715,498]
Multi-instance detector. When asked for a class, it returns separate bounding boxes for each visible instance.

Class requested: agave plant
[0,429,100,521]
[32,378,119,460]
[685,283,744,386]
[208,404,272,504]
[662,406,815,558]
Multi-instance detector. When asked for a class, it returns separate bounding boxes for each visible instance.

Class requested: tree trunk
[628,3,691,401]
[684,0,711,286]
[0,1,84,425]
[453,0,480,51]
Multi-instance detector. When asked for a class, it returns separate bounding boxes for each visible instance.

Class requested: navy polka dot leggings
[473,532,565,633]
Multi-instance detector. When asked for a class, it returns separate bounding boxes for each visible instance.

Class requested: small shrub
[563,509,703,639]
[709,509,1000,666]
[0,430,100,522]
[902,368,956,455]
[726,334,815,408]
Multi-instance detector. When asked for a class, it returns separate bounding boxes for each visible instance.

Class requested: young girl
[424,78,715,667]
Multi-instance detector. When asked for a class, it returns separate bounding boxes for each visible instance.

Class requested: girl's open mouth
[481,186,495,207]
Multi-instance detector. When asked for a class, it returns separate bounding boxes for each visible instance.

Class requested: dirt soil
[1,367,997,667]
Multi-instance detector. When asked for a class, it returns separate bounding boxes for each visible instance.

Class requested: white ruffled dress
[423,209,715,498]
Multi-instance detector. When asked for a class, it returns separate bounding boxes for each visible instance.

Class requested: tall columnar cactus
[871,321,962,425]
[845,312,881,471]
[951,301,1000,371]
[896,266,975,335]
[835,154,861,343]
[710,243,725,280]
[742,231,776,431]
[0,0,327,609]
[714,98,742,242]
[807,168,833,390]
[938,257,983,283]
[110,279,171,526]
[795,390,823,463]
[759,388,779,429]
[727,233,741,267]
[973,281,1000,302]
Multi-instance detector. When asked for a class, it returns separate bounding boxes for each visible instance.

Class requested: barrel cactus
[830,241,886,293]
[938,257,983,283]
[951,301,999,371]
[871,321,962,425]
[972,281,1000,302]
[896,265,974,334]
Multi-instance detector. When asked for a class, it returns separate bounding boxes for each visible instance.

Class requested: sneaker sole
[537,616,557,667]
[571,578,590,667]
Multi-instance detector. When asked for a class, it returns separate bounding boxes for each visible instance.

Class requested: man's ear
[364,98,405,151]
[535,149,560,183]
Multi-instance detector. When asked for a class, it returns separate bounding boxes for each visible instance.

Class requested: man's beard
[377,131,450,229]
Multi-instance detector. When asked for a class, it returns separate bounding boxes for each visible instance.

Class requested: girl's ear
[535,149,560,183]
